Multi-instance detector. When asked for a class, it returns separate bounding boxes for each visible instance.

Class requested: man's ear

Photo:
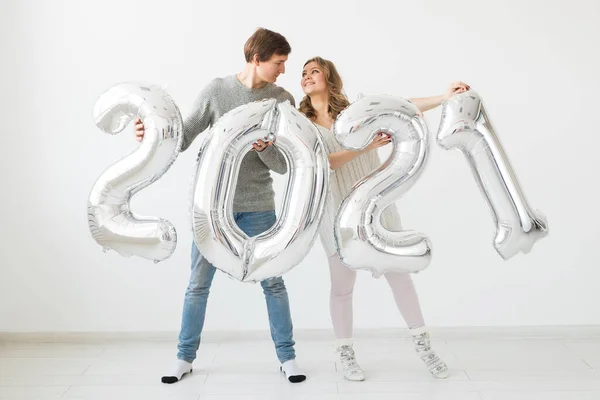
[252,53,260,65]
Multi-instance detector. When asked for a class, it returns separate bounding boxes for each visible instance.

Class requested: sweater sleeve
[256,144,288,174]
[180,81,216,152]
[255,89,295,173]
[283,91,296,107]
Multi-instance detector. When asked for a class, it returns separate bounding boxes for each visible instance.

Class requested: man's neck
[237,64,268,89]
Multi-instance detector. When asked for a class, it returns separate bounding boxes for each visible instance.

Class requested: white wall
[1,0,599,333]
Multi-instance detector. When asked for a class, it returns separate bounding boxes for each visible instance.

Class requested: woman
[299,56,469,381]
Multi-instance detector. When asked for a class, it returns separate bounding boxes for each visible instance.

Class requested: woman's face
[301,61,327,95]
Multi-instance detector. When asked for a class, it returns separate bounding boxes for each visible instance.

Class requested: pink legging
[328,254,425,339]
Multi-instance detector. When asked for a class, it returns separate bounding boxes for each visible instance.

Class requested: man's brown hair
[244,28,291,63]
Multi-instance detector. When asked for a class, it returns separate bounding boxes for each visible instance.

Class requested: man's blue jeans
[176,211,296,364]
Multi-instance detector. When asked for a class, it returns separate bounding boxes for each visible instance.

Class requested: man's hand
[252,139,272,152]
[134,117,145,142]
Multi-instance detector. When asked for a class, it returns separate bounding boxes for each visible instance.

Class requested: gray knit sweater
[181,75,295,212]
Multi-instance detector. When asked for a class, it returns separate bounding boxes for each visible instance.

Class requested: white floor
[2,331,600,400]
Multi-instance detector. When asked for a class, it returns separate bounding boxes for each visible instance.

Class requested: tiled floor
[1,333,600,399]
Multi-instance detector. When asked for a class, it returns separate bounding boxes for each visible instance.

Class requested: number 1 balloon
[436,90,548,259]
[88,83,182,262]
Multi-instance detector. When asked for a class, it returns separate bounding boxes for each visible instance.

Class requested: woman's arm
[408,95,445,113]
[409,81,470,113]
[328,133,391,170]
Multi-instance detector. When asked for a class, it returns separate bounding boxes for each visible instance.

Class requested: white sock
[280,359,306,383]
[333,338,354,349]
[161,359,193,384]
[410,326,428,336]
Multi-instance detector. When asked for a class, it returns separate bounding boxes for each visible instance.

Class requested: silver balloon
[332,95,432,276]
[191,99,329,282]
[437,90,548,259]
[88,83,182,262]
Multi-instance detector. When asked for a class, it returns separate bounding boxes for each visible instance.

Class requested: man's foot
[411,327,449,379]
[280,359,306,383]
[337,343,365,381]
[161,359,193,384]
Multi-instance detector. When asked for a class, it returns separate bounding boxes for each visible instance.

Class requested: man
[134,28,305,384]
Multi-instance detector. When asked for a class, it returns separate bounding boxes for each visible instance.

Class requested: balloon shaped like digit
[191,99,330,282]
[437,90,548,259]
[88,83,182,262]
[332,95,432,276]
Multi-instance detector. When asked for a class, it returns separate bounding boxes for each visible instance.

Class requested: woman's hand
[365,133,392,152]
[444,81,470,100]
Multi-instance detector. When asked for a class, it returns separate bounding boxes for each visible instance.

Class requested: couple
[134,28,469,384]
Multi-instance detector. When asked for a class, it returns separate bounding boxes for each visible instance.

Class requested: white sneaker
[337,344,365,381]
[411,328,449,379]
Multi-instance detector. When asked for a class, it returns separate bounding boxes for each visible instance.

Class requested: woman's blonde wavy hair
[299,57,349,122]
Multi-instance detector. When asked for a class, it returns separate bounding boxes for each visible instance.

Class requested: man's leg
[162,242,216,384]
[261,276,296,363]
[235,211,305,382]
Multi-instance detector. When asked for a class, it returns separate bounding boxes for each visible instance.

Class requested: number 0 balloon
[88,83,182,262]
[191,99,330,282]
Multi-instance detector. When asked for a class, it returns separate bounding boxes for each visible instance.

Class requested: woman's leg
[328,254,357,340]
[328,254,365,381]
[383,272,425,329]
[384,272,449,379]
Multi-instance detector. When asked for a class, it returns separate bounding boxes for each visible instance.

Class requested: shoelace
[338,345,361,372]
[413,332,432,352]
[412,333,448,375]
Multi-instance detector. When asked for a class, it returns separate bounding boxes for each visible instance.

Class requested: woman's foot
[336,342,365,381]
[411,327,449,379]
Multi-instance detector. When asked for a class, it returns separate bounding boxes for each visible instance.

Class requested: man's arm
[180,82,216,152]
[256,142,287,174]
[254,91,295,174]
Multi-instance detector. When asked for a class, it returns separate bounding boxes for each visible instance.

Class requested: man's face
[256,54,288,83]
